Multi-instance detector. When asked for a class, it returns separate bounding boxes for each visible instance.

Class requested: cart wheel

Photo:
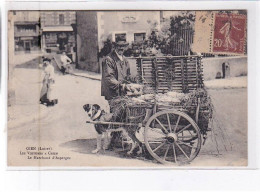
[144,110,201,165]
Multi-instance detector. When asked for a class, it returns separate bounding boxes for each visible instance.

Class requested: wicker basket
[126,104,152,123]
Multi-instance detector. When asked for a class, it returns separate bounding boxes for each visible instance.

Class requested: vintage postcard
[7,10,247,167]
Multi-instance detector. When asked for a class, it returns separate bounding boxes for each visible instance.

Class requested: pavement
[13,51,43,66]
[204,76,247,89]
[8,67,47,129]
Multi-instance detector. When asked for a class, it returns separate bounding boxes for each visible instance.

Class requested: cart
[86,55,212,165]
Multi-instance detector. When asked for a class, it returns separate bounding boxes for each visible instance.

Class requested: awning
[20,37,34,40]
[42,26,73,32]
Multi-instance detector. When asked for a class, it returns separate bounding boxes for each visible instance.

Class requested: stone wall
[203,56,247,80]
[76,11,99,73]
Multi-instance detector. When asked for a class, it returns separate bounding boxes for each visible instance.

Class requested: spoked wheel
[144,110,202,165]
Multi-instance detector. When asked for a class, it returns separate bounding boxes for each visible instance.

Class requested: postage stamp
[213,13,247,54]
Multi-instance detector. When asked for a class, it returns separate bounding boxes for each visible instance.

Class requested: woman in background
[40,57,58,106]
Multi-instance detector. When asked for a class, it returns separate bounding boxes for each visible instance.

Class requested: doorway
[24,41,31,52]
[57,33,68,51]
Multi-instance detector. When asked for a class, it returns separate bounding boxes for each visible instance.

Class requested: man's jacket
[101,50,131,100]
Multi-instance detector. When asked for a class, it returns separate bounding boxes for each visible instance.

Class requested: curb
[70,72,101,81]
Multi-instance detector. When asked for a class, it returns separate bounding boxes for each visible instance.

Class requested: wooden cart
[87,55,212,165]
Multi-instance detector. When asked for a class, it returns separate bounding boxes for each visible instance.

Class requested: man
[101,40,132,148]
[101,40,131,101]
[60,51,72,74]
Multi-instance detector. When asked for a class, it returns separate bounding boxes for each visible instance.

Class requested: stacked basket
[136,55,204,94]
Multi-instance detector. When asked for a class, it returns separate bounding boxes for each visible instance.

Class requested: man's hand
[121,84,131,92]
[126,76,137,83]
[125,84,143,95]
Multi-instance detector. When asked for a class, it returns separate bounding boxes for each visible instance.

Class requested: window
[115,33,126,42]
[59,14,65,25]
[44,14,53,25]
[134,33,146,42]
[17,25,36,33]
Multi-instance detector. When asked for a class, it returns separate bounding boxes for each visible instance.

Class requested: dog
[83,104,110,154]
[83,103,143,155]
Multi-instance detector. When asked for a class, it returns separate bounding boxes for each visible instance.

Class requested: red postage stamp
[213,13,247,54]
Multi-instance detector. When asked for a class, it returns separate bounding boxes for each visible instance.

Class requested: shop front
[14,21,41,52]
[41,26,76,53]
[15,36,41,52]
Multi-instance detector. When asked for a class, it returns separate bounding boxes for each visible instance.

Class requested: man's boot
[92,134,102,154]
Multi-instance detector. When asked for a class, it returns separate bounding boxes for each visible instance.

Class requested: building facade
[13,11,40,52]
[97,11,161,50]
[76,11,161,72]
[12,11,76,54]
[11,11,161,73]
[40,11,76,53]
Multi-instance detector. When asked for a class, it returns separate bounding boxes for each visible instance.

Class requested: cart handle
[86,120,141,127]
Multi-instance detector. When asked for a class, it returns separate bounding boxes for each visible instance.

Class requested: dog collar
[92,109,102,121]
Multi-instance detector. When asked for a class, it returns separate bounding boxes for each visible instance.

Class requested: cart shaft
[86,120,141,127]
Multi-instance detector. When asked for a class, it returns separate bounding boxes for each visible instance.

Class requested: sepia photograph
[7,10,248,167]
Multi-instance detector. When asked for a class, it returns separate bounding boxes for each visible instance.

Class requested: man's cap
[113,40,129,47]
